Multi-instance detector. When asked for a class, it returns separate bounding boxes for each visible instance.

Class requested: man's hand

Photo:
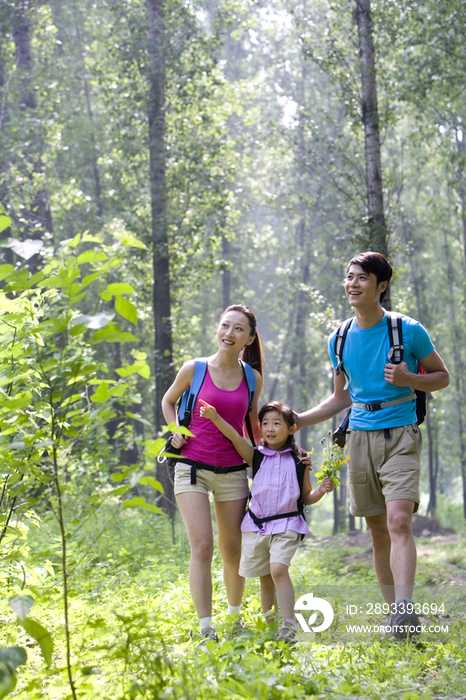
[384,361,412,387]
[302,453,313,471]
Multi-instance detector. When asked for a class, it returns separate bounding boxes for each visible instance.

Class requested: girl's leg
[270,562,295,622]
[260,574,276,622]
[176,491,214,619]
[214,497,248,607]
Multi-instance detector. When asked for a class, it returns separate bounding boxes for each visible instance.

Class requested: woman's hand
[199,399,218,421]
[171,433,188,450]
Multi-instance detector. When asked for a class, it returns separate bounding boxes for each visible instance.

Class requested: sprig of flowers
[314,431,350,487]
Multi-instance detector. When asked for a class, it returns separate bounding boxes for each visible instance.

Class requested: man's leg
[365,512,395,605]
[386,499,416,601]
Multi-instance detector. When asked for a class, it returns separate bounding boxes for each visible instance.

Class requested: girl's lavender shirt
[242,445,308,536]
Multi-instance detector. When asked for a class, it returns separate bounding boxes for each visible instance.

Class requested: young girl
[161,304,263,641]
[200,399,333,643]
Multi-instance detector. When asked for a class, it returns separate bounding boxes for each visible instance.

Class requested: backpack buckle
[365,403,382,412]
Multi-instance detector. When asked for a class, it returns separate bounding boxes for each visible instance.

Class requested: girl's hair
[258,401,305,461]
[219,303,263,377]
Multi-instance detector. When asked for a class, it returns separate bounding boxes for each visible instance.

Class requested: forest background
[0,0,465,698]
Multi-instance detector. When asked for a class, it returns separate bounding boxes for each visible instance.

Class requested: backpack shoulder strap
[334,318,353,376]
[177,358,208,426]
[295,457,306,497]
[252,450,265,479]
[240,360,256,446]
[386,312,404,365]
[239,360,256,412]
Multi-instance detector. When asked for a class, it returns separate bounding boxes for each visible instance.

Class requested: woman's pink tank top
[181,368,249,466]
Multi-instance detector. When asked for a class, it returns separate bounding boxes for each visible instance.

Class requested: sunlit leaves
[8,596,34,622]
[18,619,53,667]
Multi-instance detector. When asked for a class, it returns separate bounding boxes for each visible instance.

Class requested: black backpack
[332,312,427,447]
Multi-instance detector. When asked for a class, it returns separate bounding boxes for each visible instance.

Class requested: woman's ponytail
[242,332,263,378]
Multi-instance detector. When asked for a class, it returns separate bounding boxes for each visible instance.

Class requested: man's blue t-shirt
[328,313,435,430]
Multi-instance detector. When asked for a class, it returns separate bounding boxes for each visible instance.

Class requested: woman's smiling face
[216,310,254,352]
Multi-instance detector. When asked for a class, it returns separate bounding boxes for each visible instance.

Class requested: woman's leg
[214,496,248,607]
[176,491,214,619]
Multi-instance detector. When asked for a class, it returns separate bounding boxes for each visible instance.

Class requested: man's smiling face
[344,263,388,309]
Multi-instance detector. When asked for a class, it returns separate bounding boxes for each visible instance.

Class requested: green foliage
[0,514,465,698]
[0,646,27,699]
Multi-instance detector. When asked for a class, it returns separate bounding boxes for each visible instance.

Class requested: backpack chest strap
[247,507,304,530]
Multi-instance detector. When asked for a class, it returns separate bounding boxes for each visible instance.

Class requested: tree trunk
[12,1,36,110]
[74,22,104,220]
[0,36,14,267]
[456,130,466,280]
[400,213,437,515]
[354,0,389,266]
[222,233,230,308]
[12,0,52,273]
[146,0,175,516]
[442,227,466,517]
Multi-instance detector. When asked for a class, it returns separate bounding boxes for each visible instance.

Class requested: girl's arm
[302,471,333,506]
[161,362,195,448]
[199,400,255,467]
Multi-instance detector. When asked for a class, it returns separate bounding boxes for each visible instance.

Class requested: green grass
[0,508,465,699]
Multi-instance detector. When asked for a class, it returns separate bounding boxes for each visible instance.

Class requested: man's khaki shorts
[346,424,422,517]
[174,462,249,502]
[239,530,302,578]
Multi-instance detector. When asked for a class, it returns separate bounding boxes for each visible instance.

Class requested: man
[297,252,449,638]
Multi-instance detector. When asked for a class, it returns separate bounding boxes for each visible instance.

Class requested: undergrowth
[0,507,465,699]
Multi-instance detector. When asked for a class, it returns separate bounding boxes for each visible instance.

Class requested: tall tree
[9,0,52,271]
[354,0,389,263]
[146,0,175,514]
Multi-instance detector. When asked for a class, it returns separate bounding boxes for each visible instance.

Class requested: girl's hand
[199,399,217,421]
[320,476,334,493]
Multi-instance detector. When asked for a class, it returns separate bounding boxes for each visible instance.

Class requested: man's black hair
[347,251,393,302]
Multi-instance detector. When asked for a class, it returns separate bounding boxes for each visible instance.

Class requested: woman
[161,304,263,641]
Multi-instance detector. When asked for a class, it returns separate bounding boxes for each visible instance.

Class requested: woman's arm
[161,361,195,448]
[199,400,255,467]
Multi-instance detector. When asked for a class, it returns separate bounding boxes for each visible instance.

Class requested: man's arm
[296,369,351,430]
[384,350,450,393]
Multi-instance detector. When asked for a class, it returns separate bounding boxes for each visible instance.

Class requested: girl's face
[260,410,295,451]
[217,311,254,353]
